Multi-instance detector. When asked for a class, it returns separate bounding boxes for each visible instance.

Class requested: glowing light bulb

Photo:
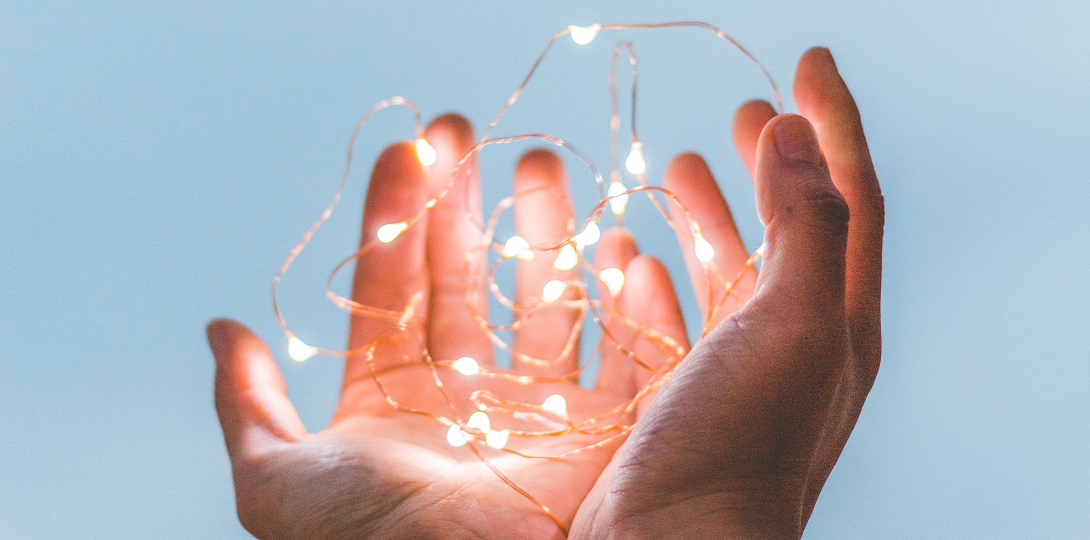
[415,137,436,166]
[693,232,715,262]
[467,411,491,432]
[452,356,480,376]
[446,424,468,447]
[756,242,768,256]
[377,221,408,243]
[503,235,534,260]
[486,429,510,449]
[553,244,578,270]
[568,24,601,45]
[598,267,625,297]
[625,141,646,175]
[542,279,566,303]
[542,394,569,419]
[608,180,629,215]
[574,221,601,248]
[287,336,317,362]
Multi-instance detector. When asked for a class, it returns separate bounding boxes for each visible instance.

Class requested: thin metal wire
[270,21,778,537]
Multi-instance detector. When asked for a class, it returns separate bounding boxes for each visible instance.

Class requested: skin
[208,47,883,539]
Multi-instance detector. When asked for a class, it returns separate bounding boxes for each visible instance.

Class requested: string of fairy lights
[270,22,780,535]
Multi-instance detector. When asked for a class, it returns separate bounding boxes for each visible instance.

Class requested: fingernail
[773,115,822,165]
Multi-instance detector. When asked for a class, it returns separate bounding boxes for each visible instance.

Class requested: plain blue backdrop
[2,1,1088,538]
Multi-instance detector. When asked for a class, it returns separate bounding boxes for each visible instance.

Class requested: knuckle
[794,183,851,235]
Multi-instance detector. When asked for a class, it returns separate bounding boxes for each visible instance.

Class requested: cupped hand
[570,48,884,539]
[210,46,883,540]
[208,114,688,539]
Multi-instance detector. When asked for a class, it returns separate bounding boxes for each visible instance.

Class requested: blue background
[2,1,1088,538]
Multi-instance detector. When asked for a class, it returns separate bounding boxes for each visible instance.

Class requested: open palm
[209,48,882,540]
[208,113,697,539]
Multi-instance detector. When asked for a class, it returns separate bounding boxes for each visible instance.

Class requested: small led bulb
[503,235,534,260]
[467,411,491,432]
[287,336,317,362]
[451,356,480,376]
[542,279,566,303]
[542,394,569,419]
[598,267,625,297]
[553,244,578,271]
[415,138,436,166]
[446,424,468,447]
[486,429,510,449]
[625,141,646,175]
[693,232,715,262]
[377,221,408,243]
[608,180,629,215]
[575,221,601,248]
[568,24,601,45]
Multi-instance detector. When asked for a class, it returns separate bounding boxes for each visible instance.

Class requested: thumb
[752,114,849,320]
[208,319,306,461]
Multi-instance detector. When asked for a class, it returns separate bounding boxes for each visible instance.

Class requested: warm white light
[598,267,625,297]
[542,279,566,303]
[415,137,436,166]
[451,356,480,376]
[467,411,491,432]
[446,424,468,447]
[377,221,408,243]
[574,221,601,248]
[486,429,510,449]
[608,180,629,215]
[625,141,646,175]
[553,244,578,270]
[503,235,534,260]
[287,336,317,362]
[694,232,715,262]
[542,394,569,419]
[568,24,601,45]
[756,242,768,256]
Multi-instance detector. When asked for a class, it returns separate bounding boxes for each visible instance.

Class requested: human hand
[570,47,884,539]
[208,114,680,539]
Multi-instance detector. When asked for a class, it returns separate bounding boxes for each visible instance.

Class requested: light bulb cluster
[270,21,781,537]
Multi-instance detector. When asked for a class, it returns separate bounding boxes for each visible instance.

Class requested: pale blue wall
[2,1,1087,538]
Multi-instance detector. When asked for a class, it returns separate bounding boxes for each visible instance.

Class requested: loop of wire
[271,21,778,536]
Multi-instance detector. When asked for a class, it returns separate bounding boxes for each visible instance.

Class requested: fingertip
[207,318,264,364]
[621,255,676,306]
[209,320,307,451]
[517,147,564,177]
[598,227,638,263]
[374,140,424,176]
[206,317,236,357]
[662,152,724,218]
[662,152,710,188]
[794,47,855,115]
[424,112,475,149]
[732,100,777,174]
[733,100,778,140]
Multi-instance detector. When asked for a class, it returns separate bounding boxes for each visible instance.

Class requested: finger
[616,255,689,418]
[793,47,885,523]
[793,47,884,366]
[512,148,579,376]
[752,114,850,338]
[663,153,755,332]
[732,99,778,179]
[422,114,492,366]
[593,227,639,396]
[208,319,306,463]
[345,142,430,389]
